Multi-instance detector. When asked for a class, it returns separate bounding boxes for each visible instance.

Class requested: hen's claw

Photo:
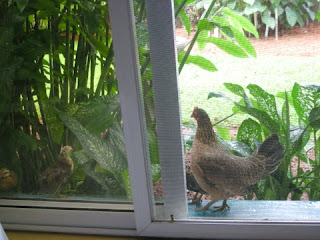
[211,200,229,213]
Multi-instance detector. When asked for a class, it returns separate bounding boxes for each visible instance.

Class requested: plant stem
[212,113,235,127]
[178,0,217,73]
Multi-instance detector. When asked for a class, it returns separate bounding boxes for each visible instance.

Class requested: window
[1,0,320,238]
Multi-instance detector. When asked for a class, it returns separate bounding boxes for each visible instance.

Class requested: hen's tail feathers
[257,134,284,173]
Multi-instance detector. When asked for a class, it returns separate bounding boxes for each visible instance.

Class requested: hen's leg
[194,200,215,211]
[211,199,230,213]
[191,193,203,206]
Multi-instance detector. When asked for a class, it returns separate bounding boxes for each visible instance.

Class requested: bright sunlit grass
[179,53,320,126]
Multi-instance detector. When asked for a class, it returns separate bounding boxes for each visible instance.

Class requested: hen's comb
[194,106,198,110]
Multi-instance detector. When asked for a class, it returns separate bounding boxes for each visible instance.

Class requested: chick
[37,146,73,196]
[0,168,17,192]
[190,107,284,212]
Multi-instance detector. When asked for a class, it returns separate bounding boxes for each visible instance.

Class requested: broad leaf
[215,125,231,141]
[285,6,297,27]
[237,118,262,151]
[262,10,276,29]
[15,0,28,12]
[179,10,191,35]
[178,52,217,72]
[244,1,267,15]
[247,84,280,123]
[197,19,214,31]
[317,12,320,21]
[197,30,209,51]
[56,109,127,178]
[292,82,320,124]
[231,27,256,57]
[309,107,320,129]
[224,83,252,107]
[222,7,259,39]
[205,37,248,58]
[217,135,252,157]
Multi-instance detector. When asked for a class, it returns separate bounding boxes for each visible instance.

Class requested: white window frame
[1,0,320,239]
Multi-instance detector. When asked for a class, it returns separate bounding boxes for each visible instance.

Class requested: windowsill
[188,200,320,221]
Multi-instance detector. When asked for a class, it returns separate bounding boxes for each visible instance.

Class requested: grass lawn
[178,53,320,126]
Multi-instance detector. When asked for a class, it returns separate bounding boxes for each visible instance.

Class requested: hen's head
[191,107,210,122]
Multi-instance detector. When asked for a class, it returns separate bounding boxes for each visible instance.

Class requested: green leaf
[222,7,259,39]
[224,83,252,107]
[178,52,217,72]
[197,30,209,51]
[247,84,280,123]
[89,36,109,57]
[262,10,276,29]
[56,109,127,177]
[316,12,320,21]
[217,135,252,157]
[285,6,297,27]
[264,188,277,200]
[231,27,256,57]
[179,10,191,35]
[237,118,262,151]
[211,16,229,26]
[309,107,320,129]
[292,82,320,124]
[208,91,234,102]
[147,128,160,164]
[215,125,230,141]
[244,1,267,15]
[243,0,254,5]
[303,5,315,21]
[197,19,214,31]
[36,84,64,144]
[15,0,28,12]
[151,164,161,184]
[121,168,132,199]
[205,37,248,58]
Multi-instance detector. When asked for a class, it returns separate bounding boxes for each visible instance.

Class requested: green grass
[179,53,320,126]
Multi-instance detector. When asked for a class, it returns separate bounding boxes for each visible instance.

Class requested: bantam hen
[190,107,284,212]
[38,146,73,196]
[0,168,17,192]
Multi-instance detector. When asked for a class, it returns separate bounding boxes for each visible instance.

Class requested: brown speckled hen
[190,107,284,212]
[0,168,17,192]
[38,146,73,196]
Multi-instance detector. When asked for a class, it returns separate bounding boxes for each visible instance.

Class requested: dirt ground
[154,23,320,201]
[176,22,320,57]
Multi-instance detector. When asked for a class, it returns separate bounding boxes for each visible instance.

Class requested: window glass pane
[177,1,320,219]
[0,0,131,202]
[138,0,320,221]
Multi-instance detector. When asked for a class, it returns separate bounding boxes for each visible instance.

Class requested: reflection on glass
[0,0,130,201]
[133,0,162,201]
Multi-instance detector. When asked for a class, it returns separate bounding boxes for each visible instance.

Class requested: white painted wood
[0,207,135,229]
[145,0,188,220]
[108,0,154,233]
[3,224,136,236]
[139,221,320,239]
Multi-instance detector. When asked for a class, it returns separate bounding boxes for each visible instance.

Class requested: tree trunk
[275,7,279,40]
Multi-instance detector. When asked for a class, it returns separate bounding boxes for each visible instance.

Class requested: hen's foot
[211,200,230,213]
[194,200,215,211]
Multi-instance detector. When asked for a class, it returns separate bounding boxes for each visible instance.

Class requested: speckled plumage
[38,146,73,196]
[190,107,284,212]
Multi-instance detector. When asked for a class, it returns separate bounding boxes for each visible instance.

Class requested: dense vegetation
[0,0,319,201]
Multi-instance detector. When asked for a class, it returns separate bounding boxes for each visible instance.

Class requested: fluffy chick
[0,168,17,192]
[190,107,284,212]
[37,146,73,196]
